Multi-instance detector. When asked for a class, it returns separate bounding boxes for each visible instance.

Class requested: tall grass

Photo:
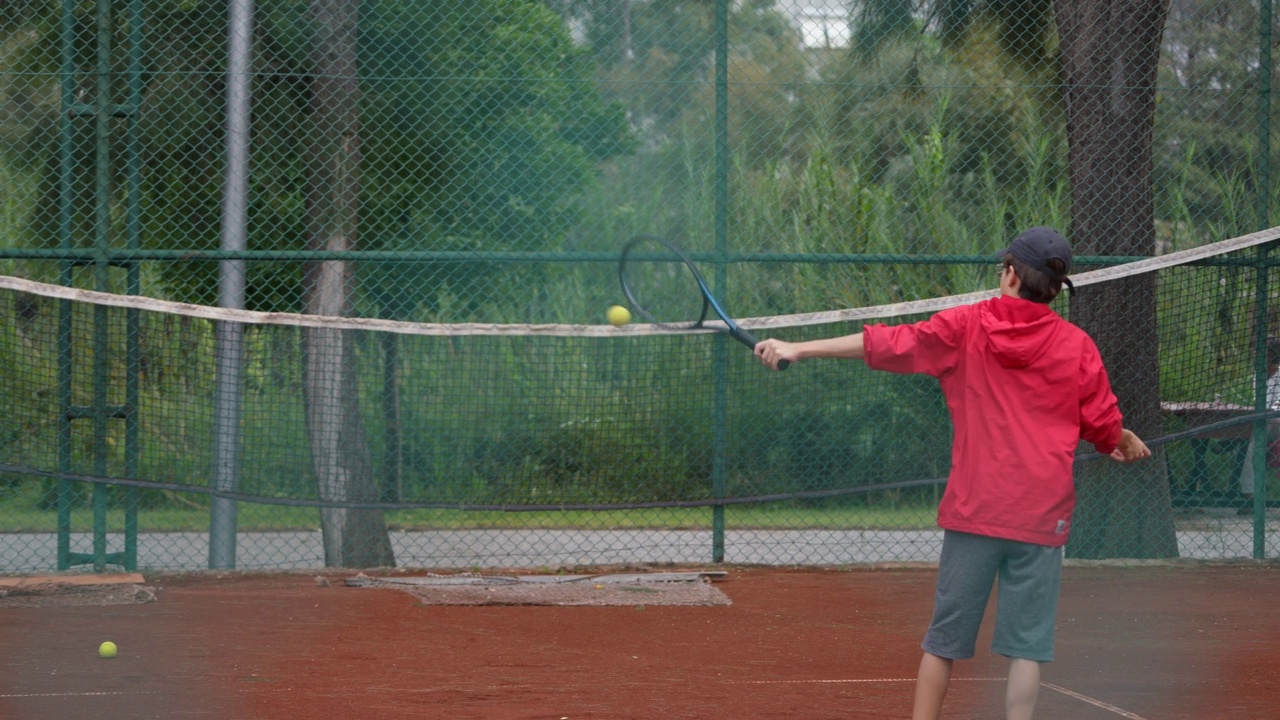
[0,164,34,249]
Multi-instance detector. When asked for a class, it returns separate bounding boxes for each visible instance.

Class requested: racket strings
[620,239,710,327]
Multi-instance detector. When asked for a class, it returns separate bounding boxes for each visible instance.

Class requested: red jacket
[863,295,1123,546]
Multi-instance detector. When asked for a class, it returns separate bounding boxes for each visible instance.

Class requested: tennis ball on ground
[98,641,117,659]
[607,305,631,327]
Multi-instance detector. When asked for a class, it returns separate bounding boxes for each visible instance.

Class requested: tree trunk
[1054,0,1177,558]
[302,0,394,568]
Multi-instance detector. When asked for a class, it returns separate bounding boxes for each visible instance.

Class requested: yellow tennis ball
[607,305,631,327]
[98,641,117,659]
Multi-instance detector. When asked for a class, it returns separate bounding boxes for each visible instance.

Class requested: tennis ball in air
[607,305,632,327]
[98,641,117,659]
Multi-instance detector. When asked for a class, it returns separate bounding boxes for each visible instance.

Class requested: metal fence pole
[54,0,77,571]
[1258,0,1274,229]
[711,0,730,564]
[1251,0,1276,558]
[1252,245,1271,557]
[122,0,145,572]
[210,0,255,570]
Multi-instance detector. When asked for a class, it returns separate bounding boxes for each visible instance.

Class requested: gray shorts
[921,530,1063,663]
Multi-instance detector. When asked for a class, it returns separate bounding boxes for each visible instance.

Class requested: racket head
[617,234,790,371]
[618,235,711,328]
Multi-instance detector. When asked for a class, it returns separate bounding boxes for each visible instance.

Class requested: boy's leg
[922,531,1000,658]
[912,652,953,720]
[991,541,1062,662]
[915,531,1001,720]
[1005,657,1040,720]
[993,541,1062,720]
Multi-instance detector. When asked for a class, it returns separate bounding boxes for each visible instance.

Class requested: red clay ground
[0,564,1277,719]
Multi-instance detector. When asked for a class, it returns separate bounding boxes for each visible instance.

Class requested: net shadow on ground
[344,570,732,606]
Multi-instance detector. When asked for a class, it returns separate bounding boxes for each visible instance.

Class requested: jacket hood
[979,295,1062,368]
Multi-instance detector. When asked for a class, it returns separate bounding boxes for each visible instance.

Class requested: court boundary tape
[1041,682,1152,720]
[727,677,1001,684]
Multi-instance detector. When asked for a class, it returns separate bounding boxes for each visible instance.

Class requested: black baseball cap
[995,226,1075,295]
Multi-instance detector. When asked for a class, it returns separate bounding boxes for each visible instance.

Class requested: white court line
[726,677,1153,719]
[0,687,293,699]
[4,679,1152,719]
[1041,682,1152,720]
[0,684,508,700]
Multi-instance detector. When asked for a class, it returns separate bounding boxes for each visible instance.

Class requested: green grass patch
[0,505,320,533]
[0,502,938,533]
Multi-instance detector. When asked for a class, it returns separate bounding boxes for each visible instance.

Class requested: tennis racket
[618,235,788,370]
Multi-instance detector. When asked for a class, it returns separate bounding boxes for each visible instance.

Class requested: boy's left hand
[1110,428,1152,462]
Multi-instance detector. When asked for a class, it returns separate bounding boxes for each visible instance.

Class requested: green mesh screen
[1,1,1279,570]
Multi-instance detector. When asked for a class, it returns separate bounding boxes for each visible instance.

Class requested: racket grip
[730,327,790,372]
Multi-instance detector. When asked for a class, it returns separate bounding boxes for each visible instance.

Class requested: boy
[754,226,1151,720]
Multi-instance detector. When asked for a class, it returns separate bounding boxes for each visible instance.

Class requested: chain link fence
[1,0,1280,571]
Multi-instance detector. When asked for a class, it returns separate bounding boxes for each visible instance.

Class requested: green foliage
[584,0,715,127]
[1,0,635,311]
[1155,0,1270,230]
[354,0,632,245]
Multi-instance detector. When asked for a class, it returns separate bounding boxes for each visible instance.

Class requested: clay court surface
[0,564,1277,719]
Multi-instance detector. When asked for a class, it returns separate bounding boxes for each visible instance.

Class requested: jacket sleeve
[863,306,968,378]
[1078,336,1123,454]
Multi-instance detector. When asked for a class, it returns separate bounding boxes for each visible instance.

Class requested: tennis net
[2,226,1280,569]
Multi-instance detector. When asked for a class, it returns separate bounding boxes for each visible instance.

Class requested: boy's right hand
[754,338,799,371]
[1110,428,1152,462]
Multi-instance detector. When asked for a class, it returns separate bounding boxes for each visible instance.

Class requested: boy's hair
[1003,254,1065,304]
[1268,338,1280,366]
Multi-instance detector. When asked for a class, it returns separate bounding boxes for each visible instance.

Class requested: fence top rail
[0,248,1271,267]
[2,226,1278,337]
